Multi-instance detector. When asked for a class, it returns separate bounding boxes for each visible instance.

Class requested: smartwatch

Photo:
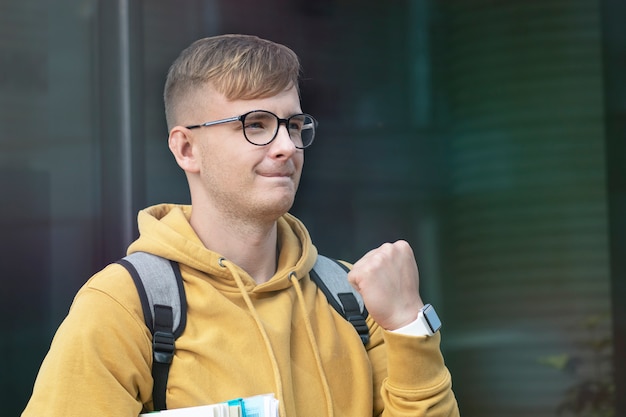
[415,304,442,336]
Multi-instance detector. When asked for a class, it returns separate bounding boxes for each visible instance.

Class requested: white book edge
[139,393,278,417]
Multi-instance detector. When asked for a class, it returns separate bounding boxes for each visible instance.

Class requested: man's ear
[168,127,201,173]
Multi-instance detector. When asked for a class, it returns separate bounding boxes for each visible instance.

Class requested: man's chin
[257,195,296,220]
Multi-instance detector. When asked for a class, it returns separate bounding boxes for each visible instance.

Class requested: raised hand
[347,240,424,331]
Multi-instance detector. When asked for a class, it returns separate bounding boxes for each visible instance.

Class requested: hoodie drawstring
[218,258,287,417]
[289,272,335,417]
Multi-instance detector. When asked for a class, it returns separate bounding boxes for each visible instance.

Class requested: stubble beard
[208,176,299,228]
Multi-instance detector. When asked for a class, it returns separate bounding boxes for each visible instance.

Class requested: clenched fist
[348,240,424,331]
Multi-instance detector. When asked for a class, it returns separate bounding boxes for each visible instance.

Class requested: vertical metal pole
[97,0,144,264]
[118,0,134,245]
[601,0,626,413]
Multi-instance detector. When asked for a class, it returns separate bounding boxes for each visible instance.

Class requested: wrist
[391,304,441,337]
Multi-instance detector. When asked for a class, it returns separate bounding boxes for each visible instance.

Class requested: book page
[139,393,278,417]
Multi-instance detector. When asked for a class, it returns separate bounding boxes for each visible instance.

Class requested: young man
[23,34,459,417]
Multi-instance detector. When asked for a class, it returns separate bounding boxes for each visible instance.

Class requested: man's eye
[288,122,303,131]
[245,121,266,130]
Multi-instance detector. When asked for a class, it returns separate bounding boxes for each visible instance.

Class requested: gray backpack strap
[310,255,370,344]
[117,251,187,411]
[118,252,186,335]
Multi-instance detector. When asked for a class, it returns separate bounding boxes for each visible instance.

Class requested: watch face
[423,304,442,333]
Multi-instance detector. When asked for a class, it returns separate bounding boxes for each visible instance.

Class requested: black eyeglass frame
[185,110,318,149]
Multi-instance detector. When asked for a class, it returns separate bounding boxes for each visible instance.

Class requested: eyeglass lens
[242,111,315,148]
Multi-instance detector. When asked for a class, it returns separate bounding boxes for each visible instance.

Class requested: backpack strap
[310,255,370,345]
[117,252,368,411]
[117,252,187,411]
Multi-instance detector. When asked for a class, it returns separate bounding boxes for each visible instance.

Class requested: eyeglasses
[185,110,318,149]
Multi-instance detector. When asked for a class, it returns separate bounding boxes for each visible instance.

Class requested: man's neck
[190,208,280,284]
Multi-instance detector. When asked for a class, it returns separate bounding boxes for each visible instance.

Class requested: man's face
[188,85,305,222]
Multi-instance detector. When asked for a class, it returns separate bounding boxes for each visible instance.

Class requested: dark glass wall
[436,2,612,416]
[1,0,621,415]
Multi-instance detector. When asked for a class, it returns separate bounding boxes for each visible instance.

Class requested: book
[235,394,279,417]
[139,393,278,417]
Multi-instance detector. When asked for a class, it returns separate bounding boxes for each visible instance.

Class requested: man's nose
[270,122,297,155]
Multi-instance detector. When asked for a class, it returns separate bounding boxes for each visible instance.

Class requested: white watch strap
[391,311,434,337]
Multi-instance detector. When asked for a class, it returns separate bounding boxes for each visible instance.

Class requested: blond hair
[164,34,301,130]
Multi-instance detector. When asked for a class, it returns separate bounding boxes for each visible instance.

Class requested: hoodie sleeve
[21,264,154,417]
[367,319,460,417]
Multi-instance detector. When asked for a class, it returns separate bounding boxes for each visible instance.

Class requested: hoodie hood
[126,203,318,292]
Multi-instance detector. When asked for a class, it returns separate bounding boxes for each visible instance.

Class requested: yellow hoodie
[22,204,459,417]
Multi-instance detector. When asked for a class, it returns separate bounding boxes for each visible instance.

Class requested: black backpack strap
[310,255,370,345]
[117,252,187,411]
[150,305,175,411]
